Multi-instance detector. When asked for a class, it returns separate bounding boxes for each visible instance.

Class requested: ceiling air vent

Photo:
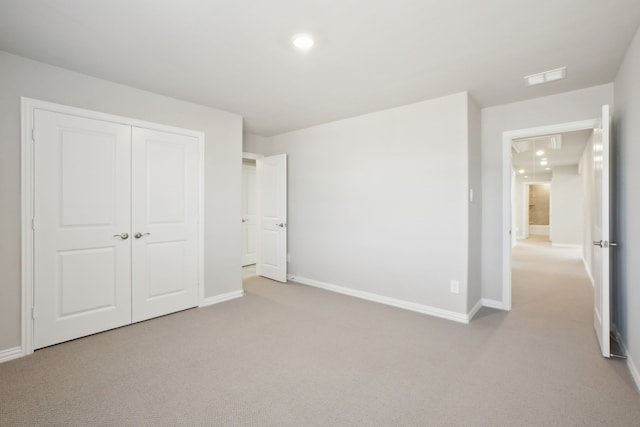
[524,67,567,86]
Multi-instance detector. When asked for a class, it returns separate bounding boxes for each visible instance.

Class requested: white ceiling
[512,129,592,179]
[1,0,639,136]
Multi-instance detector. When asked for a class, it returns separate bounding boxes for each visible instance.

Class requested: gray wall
[481,84,614,302]
[248,93,472,315]
[613,26,640,381]
[0,51,243,352]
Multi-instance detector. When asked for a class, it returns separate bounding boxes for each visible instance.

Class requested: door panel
[131,128,199,322]
[257,154,287,282]
[242,162,257,266]
[593,105,611,358]
[33,109,132,349]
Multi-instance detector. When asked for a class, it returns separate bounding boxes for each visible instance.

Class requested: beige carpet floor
[1,240,639,426]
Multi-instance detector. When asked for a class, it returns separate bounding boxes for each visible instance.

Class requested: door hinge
[31,307,36,320]
[31,218,35,231]
[31,127,36,143]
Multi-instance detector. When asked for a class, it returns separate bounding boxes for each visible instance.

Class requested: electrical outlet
[450,280,460,294]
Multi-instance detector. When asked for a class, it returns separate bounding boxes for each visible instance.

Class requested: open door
[592,105,612,358]
[256,154,287,282]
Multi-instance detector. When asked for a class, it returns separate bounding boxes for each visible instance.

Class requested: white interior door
[256,154,287,282]
[242,161,257,266]
[593,104,611,358]
[33,110,132,349]
[131,128,200,322]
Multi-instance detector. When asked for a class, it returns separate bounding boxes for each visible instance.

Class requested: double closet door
[33,109,200,349]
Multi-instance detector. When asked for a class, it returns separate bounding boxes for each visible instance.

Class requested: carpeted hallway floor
[1,239,639,426]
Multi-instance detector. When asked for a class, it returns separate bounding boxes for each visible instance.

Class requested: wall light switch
[450,280,460,294]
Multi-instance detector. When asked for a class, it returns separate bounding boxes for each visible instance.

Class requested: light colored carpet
[1,240,639,426]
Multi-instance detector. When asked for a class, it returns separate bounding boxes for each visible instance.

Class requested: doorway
[524,183,551,240]
[502,119,599,310]
[240,152,289,283]
[242,153,262,279]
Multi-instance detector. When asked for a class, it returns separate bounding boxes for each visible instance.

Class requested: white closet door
[33,110,132,349]
[131,128,199,322]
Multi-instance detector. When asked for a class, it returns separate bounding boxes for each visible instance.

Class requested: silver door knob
[276,223,287,228]
[242,218,248,223]
[593,240,603,247]
[134,232,151,239]
[113,233,129,240]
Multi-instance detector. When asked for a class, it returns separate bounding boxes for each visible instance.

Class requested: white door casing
[131,128,200,322]
[33,110,133,349]
[242,161,257,266]
[256,154,287,282]
[593,105,611,358]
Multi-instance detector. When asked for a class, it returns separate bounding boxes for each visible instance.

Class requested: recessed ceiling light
[524,175,529,178]
[292,34,314,50]
[536,150,545,156]
[540,160,548,166]
[524,67,567,86]
[546,167,551,170]
[518,169,525,174]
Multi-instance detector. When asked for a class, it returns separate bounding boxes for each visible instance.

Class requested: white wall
[481,84,614,302]
[550,166,584,246]
[244,133,268,153]
[248,92,473,316]
[0,51,243,353]
[613,26,640,385]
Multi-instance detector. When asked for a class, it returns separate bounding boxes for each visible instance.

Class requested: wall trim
[619,337,640,392]
[289,275,471,324]
[467,299,483,320]
[482,298,506,310]
[21,97,206,355]
[0,346,24,363]
[200,290,245,307]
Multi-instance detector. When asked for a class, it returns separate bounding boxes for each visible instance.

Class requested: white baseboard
[200,290,244,308]
[481,298,506,310]
[618,337,640,392]
[288,275,471,324]
[467,299,483,320]
[0,346,24,363]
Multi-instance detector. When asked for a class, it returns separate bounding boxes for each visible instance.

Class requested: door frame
[501,118,599,310]
[20,97,205,356]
